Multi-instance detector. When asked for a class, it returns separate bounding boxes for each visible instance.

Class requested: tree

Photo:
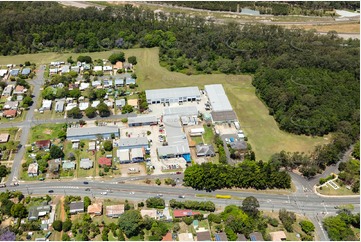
[128,56,137,65]
[62,219,72,232]
[0,165,9,178]
[67,56,74,64]
[118,210,142,238]
[108,52,125,64]
[62,234,71,241]
[0,228,16,241]
[77,55,92,63]
[121,104,133,114]
[103,140,113,151]
[84,196,91,210]
[85,107,97,118]
[53,220,63,232]
[146,197,165,209]
[10,203,27,218]
[50,145,64,159]
[67,107,82,119]
[42,86,55,100]
[95,89,106,99]
[299,220,315,235]
[22,96,33,107]
[242,196,260,217]
[279,209,296,232]
[97,102,110,117]
[68,89,81,99]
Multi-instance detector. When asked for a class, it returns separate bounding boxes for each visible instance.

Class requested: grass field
[316,183,359,196]
[1,47,329,161]
[285,23,360,33]
[29,123,66,144]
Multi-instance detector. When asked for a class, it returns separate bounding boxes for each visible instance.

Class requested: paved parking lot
[120,163,146,177]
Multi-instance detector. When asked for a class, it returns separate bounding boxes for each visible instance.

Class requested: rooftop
[146,86,200,100]
[164,106,198,116]
[115,137,148,148]
[128,115,157,125]
[87,202,102,214]
[205,84,233,112]
[106,204,125,216]
[67,126,119,138]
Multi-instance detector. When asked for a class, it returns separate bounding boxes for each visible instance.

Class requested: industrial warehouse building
[128,115,158,127]
[204,84,237,123]
[66,126,119,140]
[157,115,191,162]
[146,87,201,104]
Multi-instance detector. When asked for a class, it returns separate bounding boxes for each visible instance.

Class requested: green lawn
[28,123,66,144]
[191,136,203,145]
[0,127,20,140]
[316,183,359,196]
[1,47,330,161]
[203,125,215,145]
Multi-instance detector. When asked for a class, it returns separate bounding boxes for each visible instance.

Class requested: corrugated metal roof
[205,84,233,112]
[164,105,198,116]
[67,126,119,138]
[128,115,157,124]
[146,86,200,100]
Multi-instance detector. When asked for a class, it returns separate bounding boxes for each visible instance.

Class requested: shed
[128,115,158,126]
[270,231,287,241]
[106,204,124,218]
[0,133,10,143]
[80,158,93,169]
[69,201,84,214]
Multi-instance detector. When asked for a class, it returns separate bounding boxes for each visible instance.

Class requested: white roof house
[28,163,39,177]
[115,99,126,107]
[92,80,102,87]
[80,158,93,169]
[91,100,100,108]
[117,149,130,163]
[2,85,14,96]
[0,69,8,77]
[93,66,103,72]
[41,100,52,110]
[49,68,58,75]
[55,100,65,112]
[79,82,90,91]
[61,65,70,73]
[65,103,78,111]
[78,102,89,111]
[103,80,113,87]
[105,100,113,108]
[204,84,233,112]
[146,86,200,104]
[103,66,112,71]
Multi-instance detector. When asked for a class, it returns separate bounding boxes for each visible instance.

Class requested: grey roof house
[80,158,93,169]
[62,161,76,170]
[21,68,31,76]
[28,205,52,221]
[69,201,84,214]
[115,99,126,108]
[196,144,215,157]
[55,100,65,113]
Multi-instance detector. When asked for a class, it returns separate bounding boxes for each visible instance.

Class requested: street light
[26,185,29,195]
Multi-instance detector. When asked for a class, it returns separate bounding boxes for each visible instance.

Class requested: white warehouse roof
[163,106,198,116]
[146,86,200,101]
[204,84,233,112]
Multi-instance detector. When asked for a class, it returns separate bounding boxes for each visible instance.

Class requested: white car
[129,192,135,195]
[100,192,107,195]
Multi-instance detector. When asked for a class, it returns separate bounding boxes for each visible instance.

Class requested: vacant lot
[29,123,66,144]
[1,48,329,160]
[295,23,360,33]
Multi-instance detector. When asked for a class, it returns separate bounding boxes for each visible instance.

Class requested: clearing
[29,123,66,144]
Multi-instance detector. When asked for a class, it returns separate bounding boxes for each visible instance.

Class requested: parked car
[83,181,89,184]
[178,195,185,198]
[100,192,107,195]
[48,190,54,193]
[85,188,90,191]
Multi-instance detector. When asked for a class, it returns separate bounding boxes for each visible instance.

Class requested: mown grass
[29,123,65,143]
[316,183,359,196]
[1,47,329,161]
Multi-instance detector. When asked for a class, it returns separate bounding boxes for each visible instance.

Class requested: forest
[0,2,359,177]
[152,1,360,16]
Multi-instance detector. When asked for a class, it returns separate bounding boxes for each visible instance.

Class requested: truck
[216,194,231,199]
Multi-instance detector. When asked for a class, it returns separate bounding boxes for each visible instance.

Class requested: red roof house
[161,232,173,241]
[98,157,112,167]
[3,109,17,118]
[173,209,200,218]
[35,140,51,149]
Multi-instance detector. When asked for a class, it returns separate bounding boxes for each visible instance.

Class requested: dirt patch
[43,129,52,135]
[0,218,12,227]
[120,163,146,177]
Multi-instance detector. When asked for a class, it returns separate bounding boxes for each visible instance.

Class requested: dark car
[83,181,89,184]
[48,190,54,193]
[176,171,182,174]
[85,188,90,191]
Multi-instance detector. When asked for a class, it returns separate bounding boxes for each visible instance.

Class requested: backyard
[28,123,66,144]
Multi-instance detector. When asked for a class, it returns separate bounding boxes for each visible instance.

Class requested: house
[28,205,51,221]
[230,141,248,151]
[98,157,111,167]
[3,110,17,118]
[80,158,93,169]
[71,66,80,73]
[91,100,100,108]
[55,100,65,113]
[114,137,149,150]
[13,85,26,95]
[41,100,52,110]
[87,202,102,215]
[161,232,173,241]
[103,80,113,88]
[79,82,90,91]
[127,98,138,109]
[92,80,102,87]
[0,69,8,77]
[123,62,132,70]
[3,101,19,110]
[78,102,89,111]
[0,133,10,143]
[69,201,84,214]
[115,99,126,108]
[103,66,112,72]
[196,231,212,241]
[114,78,124,87]
[237,234,247,241]
[21,68,31,76]
[270,231,287,241]
[125,77,136,85]
[117,149,131,163]
[67,126,119,140]
[250,232,264,241]
[48,159,60,173]
[105,100,113,108]
[61,65,70,74]
[49,68,58,75]
[215,232,228,241]
[131,148,144,162]
[106,204,124,218]
[189,127,205,136]
[173,209,200,218]
[10,69,20,76]
[2,85,14,96]
[65,103,77,111]
[178,233,194,241]
[35,140,51,150]
[62,161,76,170]
[141,209,157,219]
[89,141,96,151]
[146,86,200,104]
[113,61,123,70]
[28,163,39,177]
[196,144,215,157]
[93,66,103,72]
[128,116,158,127]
